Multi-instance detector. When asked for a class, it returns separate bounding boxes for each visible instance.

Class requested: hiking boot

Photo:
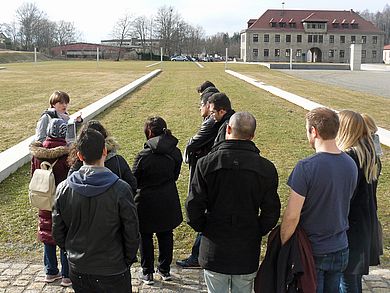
[44,273,62,283]
[176,257,200,268]
[157,269,172,281]
[139,271,154,285]
[60,277,72,287]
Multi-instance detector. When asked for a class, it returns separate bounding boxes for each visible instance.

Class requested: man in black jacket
[186,112,280,293]
[53,129,140,293]
[177,85,220,268]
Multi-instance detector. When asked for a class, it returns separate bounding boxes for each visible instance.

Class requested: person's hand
[75,112,83,122]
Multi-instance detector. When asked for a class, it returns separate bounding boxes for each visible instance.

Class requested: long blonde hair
[336,110,377,183]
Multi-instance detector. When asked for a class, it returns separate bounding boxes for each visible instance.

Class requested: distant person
[208,92,236,144]
[133,117,183,285]
[35,90,82,143]
[30,118,71,287]
[52,129,140,293]
[337,110,381,293]
[177,83,220,268]
[280,107,358,293]
[186,112,280,293]
[68,120,137,193]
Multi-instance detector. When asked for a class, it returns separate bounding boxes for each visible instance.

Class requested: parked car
[170,56,188,61]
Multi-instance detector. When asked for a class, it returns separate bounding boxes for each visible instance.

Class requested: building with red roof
[383,44,390,64]
[241,9,385,63]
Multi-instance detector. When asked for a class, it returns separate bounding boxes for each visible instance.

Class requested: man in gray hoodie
[53,128,140,293]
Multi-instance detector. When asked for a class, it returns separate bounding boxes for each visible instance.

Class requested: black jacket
[184,115,221,177]
[133,133,183,233]
[52,166,140,275]
[213,109,235,145]
[186,139,280,274]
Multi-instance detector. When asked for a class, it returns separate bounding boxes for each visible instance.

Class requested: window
[253,34,258,42]
[253,48,258,57]
[362,36,366,44]
[296,49,302,57]
[373,36,378,44]
[330,35,334,43]
[241,34,245,43]
[271,22,277,27]
[313,35,318,43]
[286,35,291,43]
[289,23,296,28]
[275,49,280,57]
[318,23,324,29]
[308,35,313,43]
[372,50,377,58]
[264,34,269,42]
[342,23,349,29]
[332,23,339,28]
[328,50,335,58]
[340,36,345,43]
[311,24,316,29]
[275,34,280,42]
[264,49,269,57]
[285,49,290,57]
[279,22,286,28]
[319,35,323,43]
[297,35,302,43]
[361,50,366,58]
[351,23,359,29]
[351,36,356,43]
[340,50,345,58]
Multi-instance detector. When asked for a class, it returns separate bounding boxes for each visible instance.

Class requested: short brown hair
[49,91,70,107]
[306,107,339,140]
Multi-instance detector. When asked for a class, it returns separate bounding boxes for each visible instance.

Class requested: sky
[0,0,388,43]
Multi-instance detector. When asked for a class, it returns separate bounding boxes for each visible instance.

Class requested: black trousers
[140,230,173,274]
[69,269,131,293]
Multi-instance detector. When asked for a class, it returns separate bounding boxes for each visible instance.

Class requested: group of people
[29,83,382,293]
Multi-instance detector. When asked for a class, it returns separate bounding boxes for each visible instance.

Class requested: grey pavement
[0,261,390,292]
[279,64,390,99]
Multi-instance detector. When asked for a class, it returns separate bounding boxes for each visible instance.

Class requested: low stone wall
[0,69,162,183]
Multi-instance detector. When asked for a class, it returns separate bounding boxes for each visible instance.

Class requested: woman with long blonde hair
[336,110,381,293]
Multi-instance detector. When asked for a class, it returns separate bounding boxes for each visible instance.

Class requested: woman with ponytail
[133,116,183,285]
[336,110,381,293]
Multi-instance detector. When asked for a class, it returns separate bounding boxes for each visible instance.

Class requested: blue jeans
[314,247,349,293]
[204,269,257,293]
[43,243,69,278]
[70,269,131,293]
[340,273,363,293]
[188,233,202,262]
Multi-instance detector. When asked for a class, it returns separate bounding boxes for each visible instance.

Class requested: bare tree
[112,13,133,61]
[56,20,77,45]
[155,6,179,56]
[35,18,57,53]
[16,2,45,50]
[133,16,149,53]
[2,22,19,50]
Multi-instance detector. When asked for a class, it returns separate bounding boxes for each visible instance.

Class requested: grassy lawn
[0,61,388,268]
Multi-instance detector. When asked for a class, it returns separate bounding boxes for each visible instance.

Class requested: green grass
[0,61,389,268]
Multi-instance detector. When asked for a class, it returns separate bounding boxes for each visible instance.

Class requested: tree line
[1,3,389,58]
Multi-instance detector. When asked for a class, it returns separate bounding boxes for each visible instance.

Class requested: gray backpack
[28,159,58,211]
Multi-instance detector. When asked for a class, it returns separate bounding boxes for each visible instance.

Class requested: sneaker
[176,257,201,268]
[44,273,62,283]
[60,277,72,287]
[139,271,154,285]
[157,269,172,281]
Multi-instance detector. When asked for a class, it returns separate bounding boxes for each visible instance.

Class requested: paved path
[0,261,389,292]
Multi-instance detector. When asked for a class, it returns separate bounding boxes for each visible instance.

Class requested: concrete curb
[0,69,162,184]
[225,69,390,148]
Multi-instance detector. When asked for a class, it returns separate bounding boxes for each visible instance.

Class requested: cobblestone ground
[0,261,389,292]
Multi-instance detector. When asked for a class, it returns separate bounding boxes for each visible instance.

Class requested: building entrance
[307,48,322,62]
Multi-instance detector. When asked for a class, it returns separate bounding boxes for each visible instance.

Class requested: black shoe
[157,269,172,281]
[139,271,154,285]
[176,258,201,268]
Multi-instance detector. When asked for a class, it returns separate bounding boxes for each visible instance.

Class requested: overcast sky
[1,0,388,43]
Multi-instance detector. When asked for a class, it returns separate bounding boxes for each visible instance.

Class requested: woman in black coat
[68,120,137,193]
[133,116,183,285]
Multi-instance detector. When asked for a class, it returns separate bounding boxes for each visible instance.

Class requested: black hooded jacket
[132,133,183,233]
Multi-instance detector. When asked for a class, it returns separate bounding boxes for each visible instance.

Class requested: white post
[225,47,228,70]
[290,48,293,70]
[96,47,99,64]
[34,47,37,63]
[160,47,163,62]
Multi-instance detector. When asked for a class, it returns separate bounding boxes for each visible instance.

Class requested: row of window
[252,48,377,59]
[269,22,359,29]
[251,34,378,44]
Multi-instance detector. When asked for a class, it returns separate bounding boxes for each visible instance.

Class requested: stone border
[146,62,162,68]
[195,62,204,68]
[0,69,162,184]
[225,69,390,147]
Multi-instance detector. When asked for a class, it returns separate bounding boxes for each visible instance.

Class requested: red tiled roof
[384,45,390,50]
[247,9,383,33]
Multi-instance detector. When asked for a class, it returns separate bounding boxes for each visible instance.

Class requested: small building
[50,43,125,59]
[241,9,385,63]
[0,32,9,49]
[383,45,390,64]
[101,38,161,54]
